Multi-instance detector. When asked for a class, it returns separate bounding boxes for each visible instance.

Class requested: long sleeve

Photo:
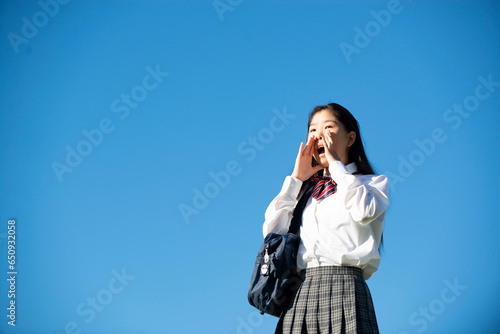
[328,161,389,225]
[262,176,303,237]
[261,162,389,280]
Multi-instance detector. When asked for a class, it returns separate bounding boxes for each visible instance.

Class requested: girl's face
[308,109,355,167]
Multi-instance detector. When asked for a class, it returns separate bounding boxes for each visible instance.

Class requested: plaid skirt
[275,266,379,334]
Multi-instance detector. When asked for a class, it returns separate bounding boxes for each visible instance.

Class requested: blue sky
[1,0,500,333]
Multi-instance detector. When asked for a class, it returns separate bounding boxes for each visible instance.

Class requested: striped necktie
[311,175,337,200]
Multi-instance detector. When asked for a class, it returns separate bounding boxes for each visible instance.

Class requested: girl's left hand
[323,131,341,165]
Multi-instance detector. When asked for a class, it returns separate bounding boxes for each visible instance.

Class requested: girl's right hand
[291,136,323,181]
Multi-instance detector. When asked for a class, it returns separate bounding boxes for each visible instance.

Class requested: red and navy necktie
[311,176,337,200]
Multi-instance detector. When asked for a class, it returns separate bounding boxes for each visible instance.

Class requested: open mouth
[317,146,325,155]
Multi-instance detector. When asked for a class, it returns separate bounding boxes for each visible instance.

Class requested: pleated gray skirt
[275,266,379,334]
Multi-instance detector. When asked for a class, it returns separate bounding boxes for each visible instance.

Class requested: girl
[262,103,389,334]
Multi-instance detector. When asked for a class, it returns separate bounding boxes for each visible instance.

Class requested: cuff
[281,176,303,199]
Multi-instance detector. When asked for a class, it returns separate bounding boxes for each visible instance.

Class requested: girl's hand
[291,136,323,181]
[324,131,341,165]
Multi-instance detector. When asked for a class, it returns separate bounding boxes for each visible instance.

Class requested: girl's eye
[325,125,333,129]
[309,129,316,133]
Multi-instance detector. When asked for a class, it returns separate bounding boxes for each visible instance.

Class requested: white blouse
[262,161,389,280]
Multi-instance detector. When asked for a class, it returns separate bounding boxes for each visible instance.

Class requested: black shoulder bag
[247,183,313,317]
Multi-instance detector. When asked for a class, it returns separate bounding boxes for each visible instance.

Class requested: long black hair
[308,103,375,175]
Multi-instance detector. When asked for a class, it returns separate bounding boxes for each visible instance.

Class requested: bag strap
[288,181,314,235]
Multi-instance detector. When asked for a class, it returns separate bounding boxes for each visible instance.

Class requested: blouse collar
[346,162,358,174]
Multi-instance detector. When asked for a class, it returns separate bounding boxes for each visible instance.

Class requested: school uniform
[262,161,389,334]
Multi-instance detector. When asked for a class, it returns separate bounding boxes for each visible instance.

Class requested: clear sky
[1,0,500,333]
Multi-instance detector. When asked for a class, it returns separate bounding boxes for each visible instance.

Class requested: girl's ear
[347,131,356,147]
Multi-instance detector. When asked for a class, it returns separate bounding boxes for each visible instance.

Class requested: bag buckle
[261,247,270,275]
